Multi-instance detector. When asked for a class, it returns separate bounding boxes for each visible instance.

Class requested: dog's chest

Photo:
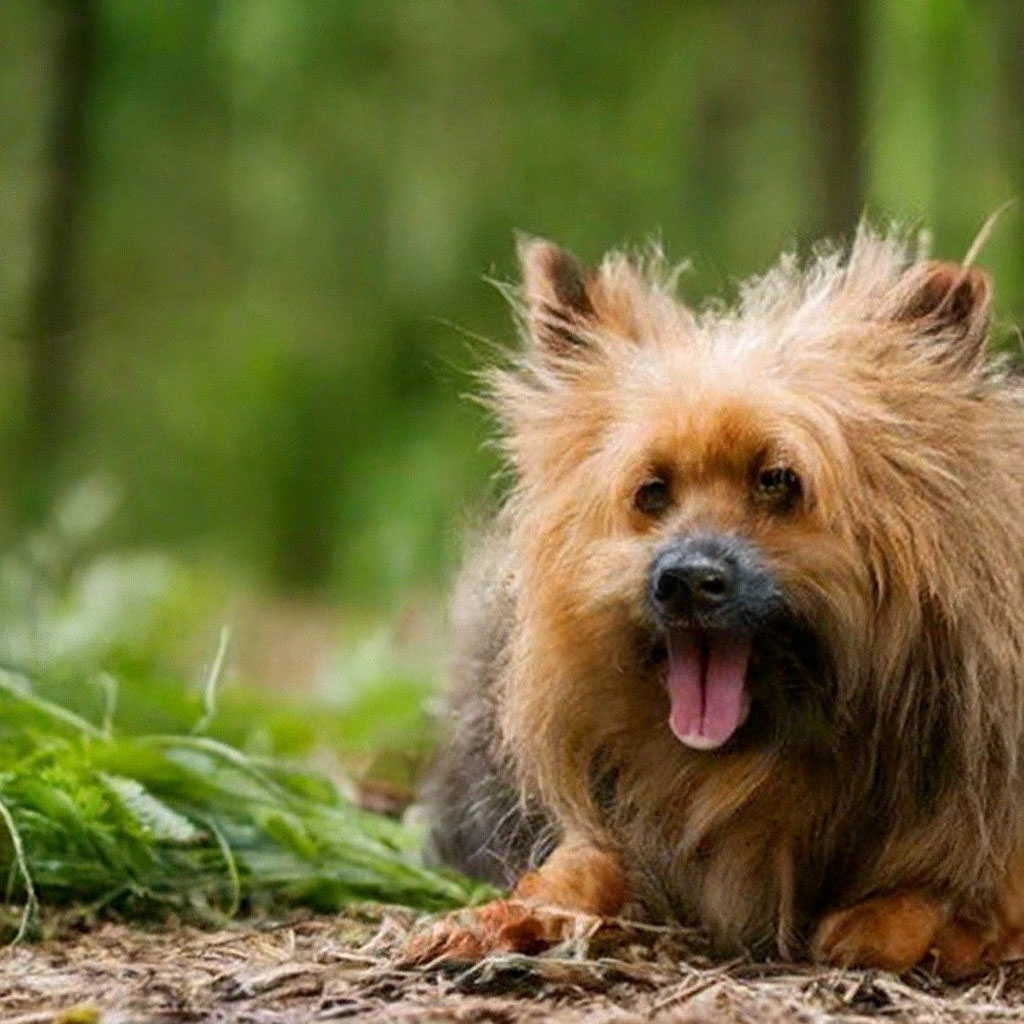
[616,767,833,951]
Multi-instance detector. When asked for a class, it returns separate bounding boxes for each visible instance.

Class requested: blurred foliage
[0,481,437,769]
[0,1,1022,606]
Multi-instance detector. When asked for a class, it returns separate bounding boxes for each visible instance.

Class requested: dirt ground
[4,908,1024,1024]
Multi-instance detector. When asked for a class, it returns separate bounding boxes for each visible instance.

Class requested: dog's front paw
[402,899,598,965]
[813,892,945,972]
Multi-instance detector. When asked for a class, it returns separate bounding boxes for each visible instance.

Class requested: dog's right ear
[518,237,600,355]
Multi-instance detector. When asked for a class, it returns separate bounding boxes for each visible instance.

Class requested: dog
[417,228,1024,974]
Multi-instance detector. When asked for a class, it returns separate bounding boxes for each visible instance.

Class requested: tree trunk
[995,1,1024,321]
[20,0,97,524]
[803,0,868,241]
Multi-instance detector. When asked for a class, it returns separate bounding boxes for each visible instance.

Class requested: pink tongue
[667,632,751,750]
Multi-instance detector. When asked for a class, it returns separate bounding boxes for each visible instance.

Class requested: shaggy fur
[422,227,1024,971]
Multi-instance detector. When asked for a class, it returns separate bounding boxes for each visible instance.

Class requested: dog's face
[617,390,832,752]
[544,346,846,754]
[496,237,992,755]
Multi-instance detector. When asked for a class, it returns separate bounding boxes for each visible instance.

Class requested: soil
[3,908,1024,1023]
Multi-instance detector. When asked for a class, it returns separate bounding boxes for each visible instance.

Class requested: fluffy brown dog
[417,229,1024,974]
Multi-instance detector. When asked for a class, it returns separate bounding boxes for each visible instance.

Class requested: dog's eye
[756,465,801,506]
[634,477,672,516]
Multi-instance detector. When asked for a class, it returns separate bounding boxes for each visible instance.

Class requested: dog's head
[493,232,999,768]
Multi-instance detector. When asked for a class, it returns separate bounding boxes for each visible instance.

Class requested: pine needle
[0,792,38,941]
[964,200,1018,267]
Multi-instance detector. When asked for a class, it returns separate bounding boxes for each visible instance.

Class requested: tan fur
[425,228,1024,970]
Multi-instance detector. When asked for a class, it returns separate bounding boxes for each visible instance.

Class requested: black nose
[650,539,738,618]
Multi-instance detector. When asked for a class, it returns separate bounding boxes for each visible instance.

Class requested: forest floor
[4,908,1024,1024]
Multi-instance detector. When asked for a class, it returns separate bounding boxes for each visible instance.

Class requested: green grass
[0,663,490,941]
[0,489,493,938]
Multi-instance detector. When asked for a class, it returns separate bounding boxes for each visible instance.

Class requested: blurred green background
[0,6,1023,920]
[1,0,1022,620]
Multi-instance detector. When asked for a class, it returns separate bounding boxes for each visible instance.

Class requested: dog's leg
[404,838,626,963]
[812,891,948,971]
[817,859,1024,978]
[923,911,1024,979]
[931,853,1024,977]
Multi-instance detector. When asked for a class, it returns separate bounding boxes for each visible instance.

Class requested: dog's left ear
[894,261,992,371]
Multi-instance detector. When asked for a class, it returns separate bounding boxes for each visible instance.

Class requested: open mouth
[665,630,752,750]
